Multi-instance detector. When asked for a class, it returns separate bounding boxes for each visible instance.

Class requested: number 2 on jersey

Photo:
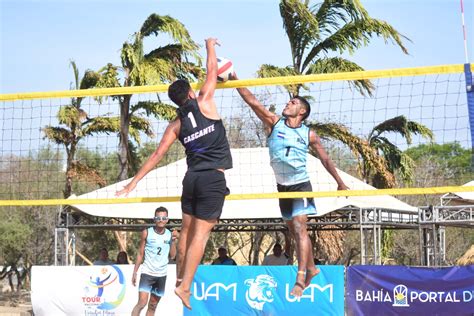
[157,247,162,256]
[188,112,197,129]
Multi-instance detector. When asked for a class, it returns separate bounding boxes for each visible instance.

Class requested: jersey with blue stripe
[268,118,310,185]
[141,227,172,277]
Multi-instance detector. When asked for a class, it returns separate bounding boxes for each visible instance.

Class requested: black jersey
[177,99,232,171]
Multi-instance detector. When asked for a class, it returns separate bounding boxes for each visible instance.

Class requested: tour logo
[82,265,126,312]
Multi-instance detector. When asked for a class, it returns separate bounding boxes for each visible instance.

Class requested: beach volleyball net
[0,64,473,209]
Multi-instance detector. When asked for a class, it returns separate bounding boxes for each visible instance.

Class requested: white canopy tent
[70,148,417,219]
[441,180,474,205]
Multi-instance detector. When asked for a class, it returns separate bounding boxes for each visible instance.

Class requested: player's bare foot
[174,286,192,310]
[304,266,320,288]
[290,281,305,297]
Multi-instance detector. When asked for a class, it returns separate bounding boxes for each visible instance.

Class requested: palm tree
[259,0,409,97]
[43,61,119,198]
[365,115,434,188]
[95,14,203,181]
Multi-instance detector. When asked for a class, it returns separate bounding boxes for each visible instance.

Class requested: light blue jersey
[141,227,172,277]
[268,118,310,185]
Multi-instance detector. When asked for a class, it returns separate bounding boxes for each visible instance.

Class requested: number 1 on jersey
[188,112,197,129]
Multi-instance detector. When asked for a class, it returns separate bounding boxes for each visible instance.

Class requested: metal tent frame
[54,204,472,267]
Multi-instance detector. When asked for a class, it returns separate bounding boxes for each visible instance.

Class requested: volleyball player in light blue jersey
[132,207,177,316]
[231,72,348,298]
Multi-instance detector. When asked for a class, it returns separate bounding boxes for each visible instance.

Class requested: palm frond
[370,115,434,144]
[67,161,106,187]
[314,0,369,35]
[371,136,415,185]
[145,44,185,63]
[139,14,200,59]
[129,116,155,145]
[80,70,101,90]
[135,59,175,85]
[121,35,144,72]
[96,63,121,88]
[69,60,80,90]
[82,117,120,136]
[407,121,435,142]
[306,17,408,66]
[57,106,87,127]
[308,121,395,187]
[306,57,374,96]
[280,0,320,69]
[131,101,177,121]
[257,64,302,97]
[398,152,415,184]
[42,126,73,145]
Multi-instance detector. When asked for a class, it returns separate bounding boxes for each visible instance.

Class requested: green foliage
[405,142,472,185]
[260,0,409,96]
[131,101,177,121]
[0,214,32,266]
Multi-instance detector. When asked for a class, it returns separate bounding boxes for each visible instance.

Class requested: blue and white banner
[346,265,474,316]
[186,265,345,315]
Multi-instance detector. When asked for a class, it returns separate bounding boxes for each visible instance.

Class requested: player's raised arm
[197,38,219,117]
[115,119,180,196]
[230,72,279,130]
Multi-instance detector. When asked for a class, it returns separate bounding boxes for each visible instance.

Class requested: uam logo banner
[244,274,278,310]
[186,265,345,316]
[346,265,474,316]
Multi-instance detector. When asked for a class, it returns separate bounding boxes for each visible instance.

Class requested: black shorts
[181,169,229,220]
[138,273,167,297]
[277,181,317,220]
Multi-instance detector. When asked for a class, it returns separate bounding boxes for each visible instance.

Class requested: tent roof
[71,147,417,219]
[441,180,474,205]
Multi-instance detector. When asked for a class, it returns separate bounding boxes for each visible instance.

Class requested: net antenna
[460,0,470,63]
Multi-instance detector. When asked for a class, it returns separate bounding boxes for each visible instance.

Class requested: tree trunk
[313,229,345,264]
[64,143,76,199]
[116,96,132,253]
[114,230,128,252]
[118,96,131,181]
[250,232,264,265]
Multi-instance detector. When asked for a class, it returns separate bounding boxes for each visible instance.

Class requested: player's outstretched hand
[172,229,180,241]
[337,183,349,191]
[132,273,137,287]
[229,71,238,80]
[115,182,136,197]
[205,38,220,47]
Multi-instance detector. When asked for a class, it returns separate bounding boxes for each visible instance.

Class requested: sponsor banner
[31,265,181,316]
[346,265,474,316]
[186,265,345,316]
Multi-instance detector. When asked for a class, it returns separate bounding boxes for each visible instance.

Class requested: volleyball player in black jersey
[116,38,232,310]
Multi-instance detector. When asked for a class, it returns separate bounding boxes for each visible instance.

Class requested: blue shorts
[277,181,317,220]
[138,273,167,297]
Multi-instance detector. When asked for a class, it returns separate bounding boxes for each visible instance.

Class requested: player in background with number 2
[131,207,177,316]
[230,72,348,298]
[117,38,232,310]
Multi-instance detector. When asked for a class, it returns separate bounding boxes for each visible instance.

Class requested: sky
[1,0,473,94]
